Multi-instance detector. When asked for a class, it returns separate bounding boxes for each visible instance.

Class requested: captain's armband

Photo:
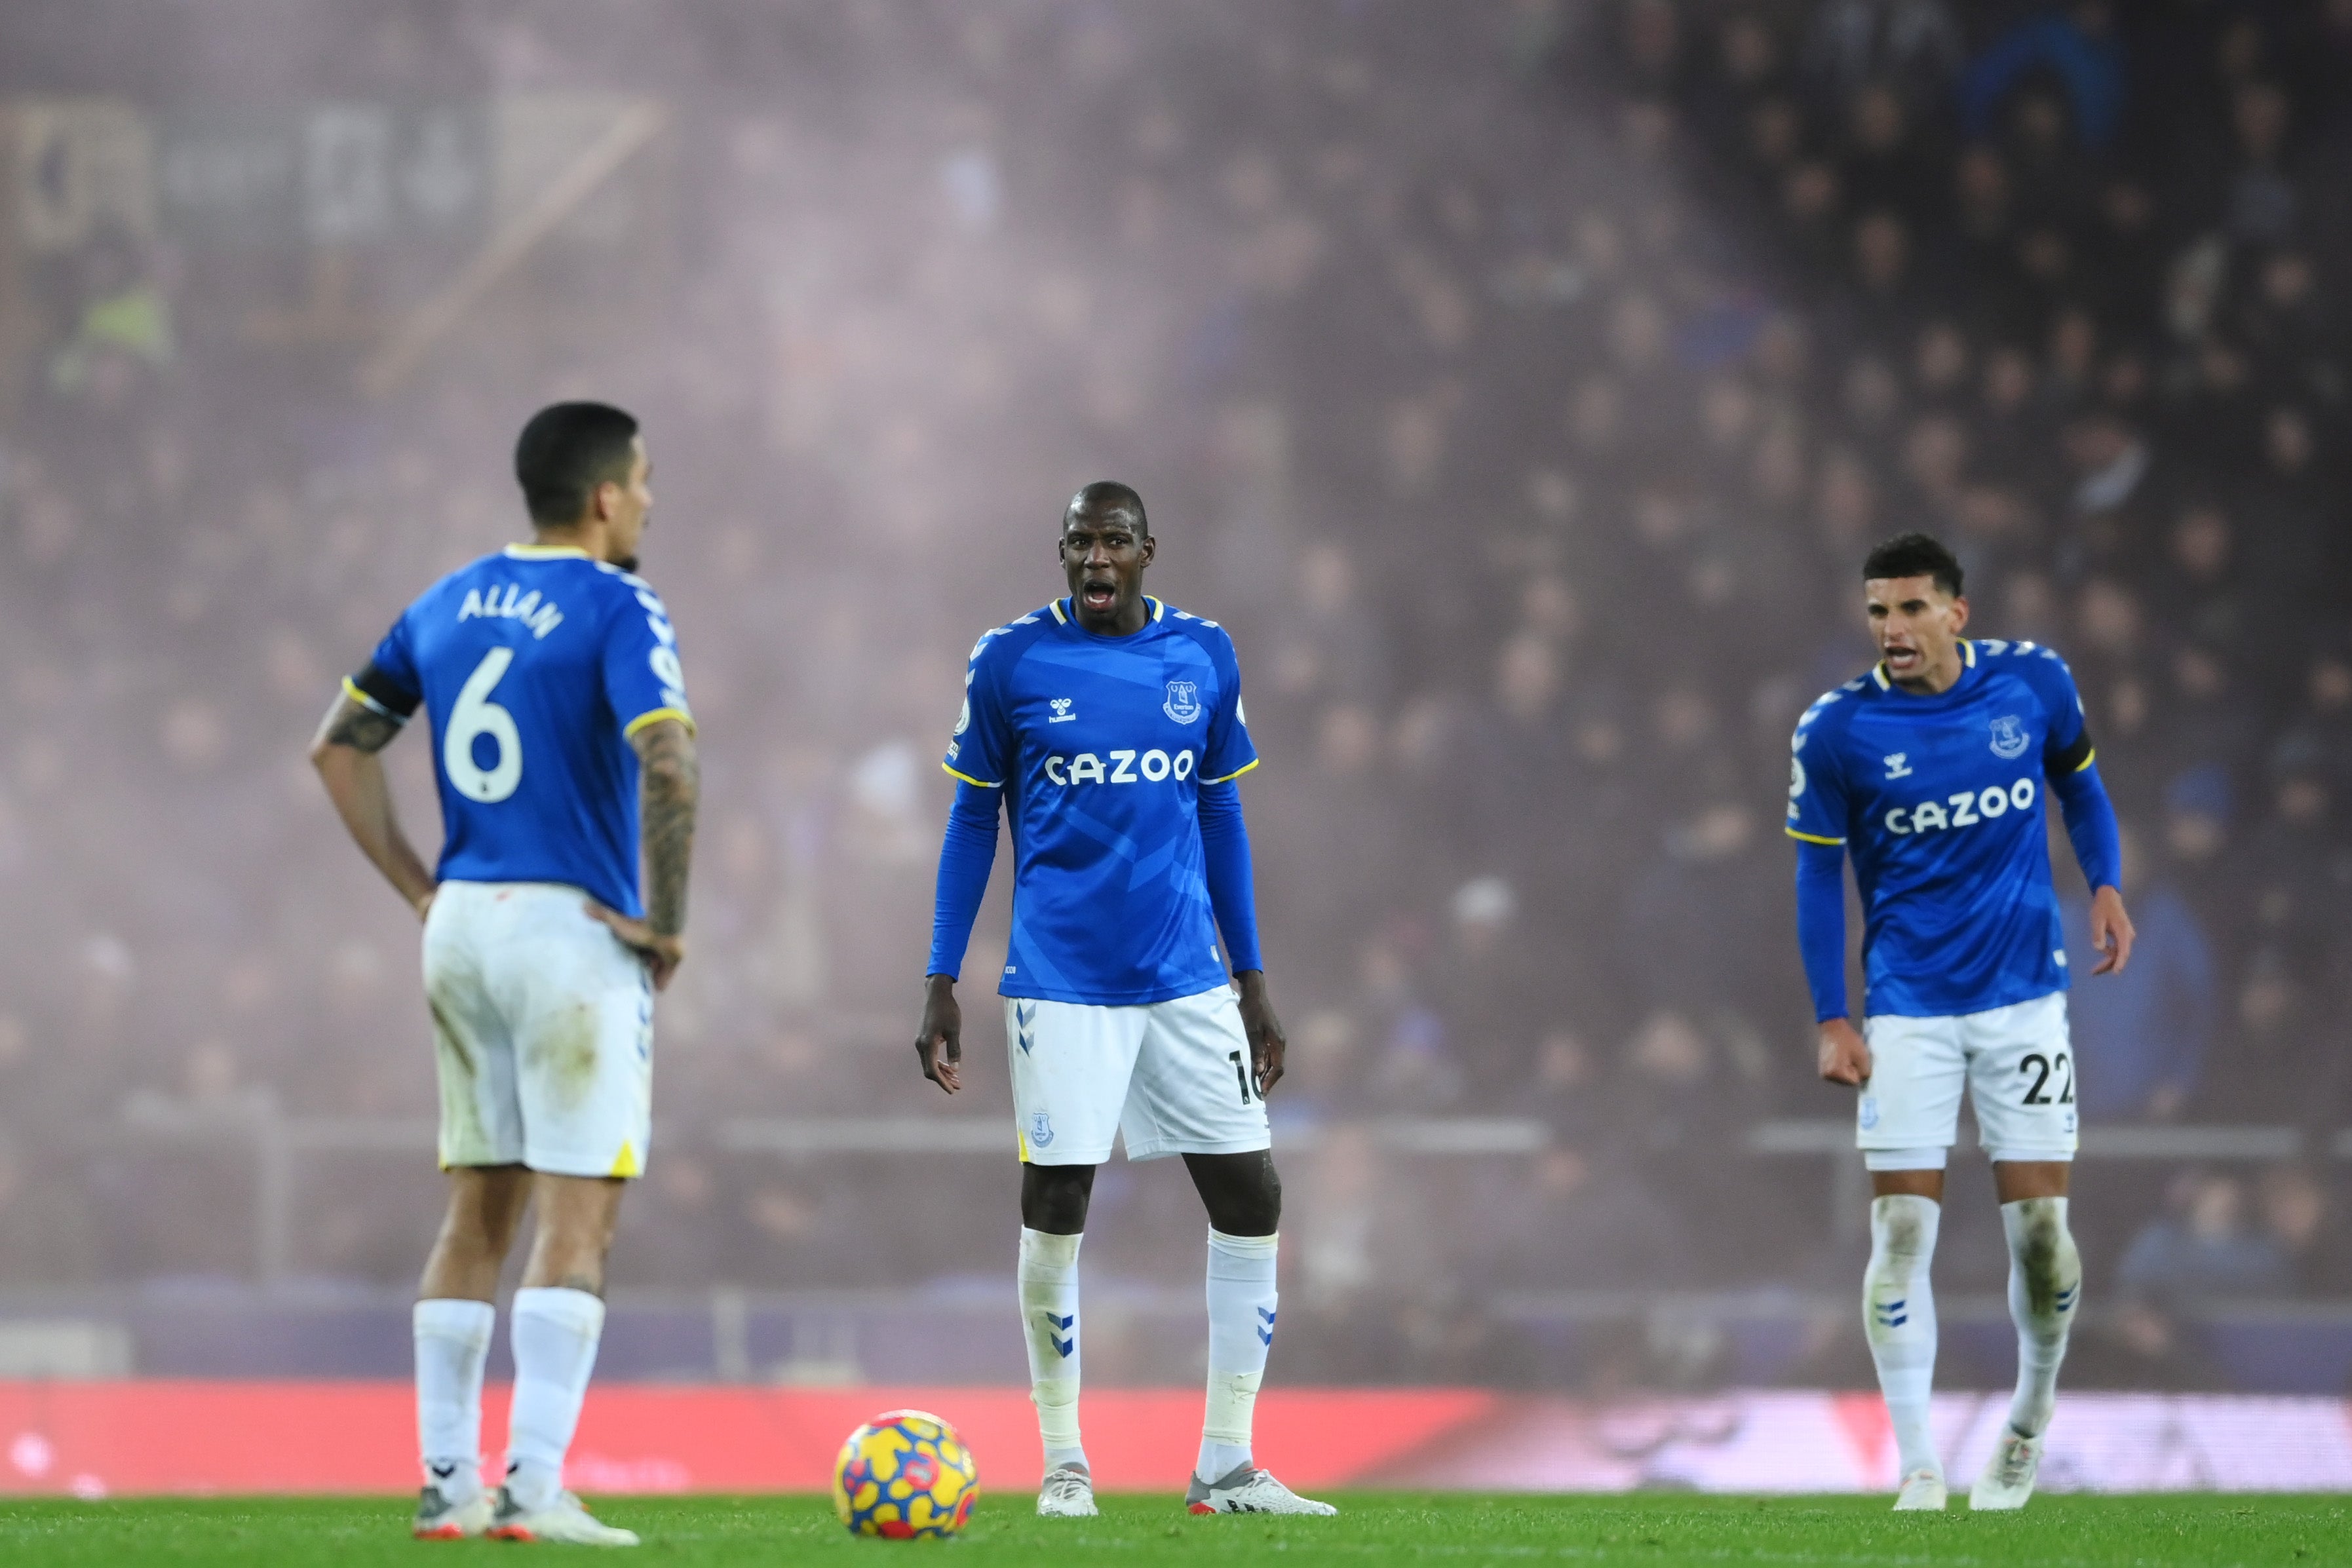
[2044,727,2095,778]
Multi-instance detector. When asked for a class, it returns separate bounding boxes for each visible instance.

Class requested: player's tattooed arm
[587,718,698,990]
[309,691,438,918]
[1235,970,1288,1095]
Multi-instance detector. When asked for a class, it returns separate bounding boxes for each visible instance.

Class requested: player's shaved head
[516,402,641,526]
[1864,531,1963,598]
[1065,480,1148,537]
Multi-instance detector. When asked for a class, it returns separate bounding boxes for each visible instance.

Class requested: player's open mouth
[1081,581,1117,611]
[1884,645,1919,670]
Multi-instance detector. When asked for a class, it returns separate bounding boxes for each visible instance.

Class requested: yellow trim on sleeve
[623,706,697,739]
[2075,746,2096,772]
[942,763,1003,788]
[1201,757,1261,785]
[339,676,404,722]
[1785,827,1845,845]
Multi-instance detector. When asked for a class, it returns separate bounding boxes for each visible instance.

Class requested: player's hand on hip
[583,902,686,990]
[1235,970,1286,1096]
[1817,1016,1870,1086]
[917,974,963,1094]
[2089,884,2136,975]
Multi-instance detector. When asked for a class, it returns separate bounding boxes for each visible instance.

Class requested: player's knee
[1205,1159,1280,1236]
[1020,1164,1094,1233]
[2007,1196,2077,1287]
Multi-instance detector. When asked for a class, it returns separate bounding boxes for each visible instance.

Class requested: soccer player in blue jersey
[311,402,698,1546]
[1788,533,2134,1513]
[917,482,1334,1520]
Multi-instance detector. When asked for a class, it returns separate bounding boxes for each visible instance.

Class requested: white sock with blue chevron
[1199,1229,1279,1484]
[1864,1195,1942,1481]
[2001,1196,2079,1439]
[1019,1227,1086,1473]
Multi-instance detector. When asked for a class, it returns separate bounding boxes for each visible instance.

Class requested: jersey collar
[504,543,592,560]
[1049,595,1166,632]
[1872,640,1976,694]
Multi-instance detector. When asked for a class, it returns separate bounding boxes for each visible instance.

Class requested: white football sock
[1019,1228,1086,1473]
[1862,1195,1942,1481]
[1199,1228,1279,1483]
[2001,1196,2081,1439]
[414,1298,495,1499]
[503,1286,606,1510]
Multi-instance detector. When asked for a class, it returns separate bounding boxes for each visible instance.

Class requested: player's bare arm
[309,690,437,918]
[1233,970,1286,1095]
[916,974,963,1094]
[584,716,697,990]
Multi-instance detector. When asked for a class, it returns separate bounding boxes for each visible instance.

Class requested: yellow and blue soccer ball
[832,1409,980,1539]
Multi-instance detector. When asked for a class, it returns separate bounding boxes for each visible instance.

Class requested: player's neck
[1887,646,1965,697]
[528,520,607,561]
[1071,596,1151,637]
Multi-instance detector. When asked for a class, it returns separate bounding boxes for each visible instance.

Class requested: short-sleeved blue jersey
[943,596,1258,1005]
[1786,639,2096,1019]
[350,544,693,918]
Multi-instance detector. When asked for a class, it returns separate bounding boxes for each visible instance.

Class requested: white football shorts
[1005,985,1273,1166]
[1857,991,2079,1170]
[423,880,654,1179]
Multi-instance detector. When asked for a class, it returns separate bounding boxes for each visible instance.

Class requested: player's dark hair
[514,402,640,526]
[1863,531,1964,598]
[1066,480,1148,537]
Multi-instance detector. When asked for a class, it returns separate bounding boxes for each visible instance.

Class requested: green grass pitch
[1,1493,2342,1565]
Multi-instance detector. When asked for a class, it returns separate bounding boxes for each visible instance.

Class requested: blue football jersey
[1786,639,2096,1018]
[349,544,693,918]
[943,596,1258,1005]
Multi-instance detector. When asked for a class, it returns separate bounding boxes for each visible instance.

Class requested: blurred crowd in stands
[0,1,2349,1389]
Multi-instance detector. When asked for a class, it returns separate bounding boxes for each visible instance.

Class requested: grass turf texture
[1,1493,2343,1565]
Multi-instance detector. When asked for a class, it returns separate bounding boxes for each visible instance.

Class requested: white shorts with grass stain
[423,880,653,1179]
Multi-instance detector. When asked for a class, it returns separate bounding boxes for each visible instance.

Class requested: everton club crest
[1988,714,2029,759]
[1164,679,1203,724]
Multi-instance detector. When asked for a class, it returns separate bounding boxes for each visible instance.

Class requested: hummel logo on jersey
[1049,697,1077,723]
[1883,752,1912,779]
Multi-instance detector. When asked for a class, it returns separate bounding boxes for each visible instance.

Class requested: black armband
[345,662,422,721]
[2044,725,2095,778]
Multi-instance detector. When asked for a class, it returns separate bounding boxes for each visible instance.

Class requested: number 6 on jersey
[445,647,524,802]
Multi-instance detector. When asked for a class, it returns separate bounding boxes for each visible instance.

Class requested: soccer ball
[832,1409,980,1539]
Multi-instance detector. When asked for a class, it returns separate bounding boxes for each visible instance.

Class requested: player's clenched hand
[1817,1016,1870,1086]
[917,974,963,1094]
[1235,970,1286,1096]
[583,902,686,991]
[2089,884,2136,976]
